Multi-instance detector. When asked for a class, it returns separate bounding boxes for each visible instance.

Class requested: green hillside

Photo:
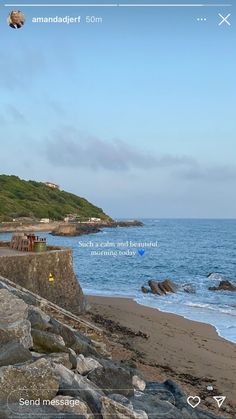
[0,175,110,221]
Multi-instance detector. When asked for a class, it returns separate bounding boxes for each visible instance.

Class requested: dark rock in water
[87,363,134,397]
[0,342,32,367]
[141,286,150,294]
[115,220,143,227]
[147,279,177,296]
[209,280,236,292]
[160,279,177,293]
[148,280,163,295]
[52,224,101,237]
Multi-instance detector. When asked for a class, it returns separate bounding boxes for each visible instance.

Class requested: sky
[0,1,235,218]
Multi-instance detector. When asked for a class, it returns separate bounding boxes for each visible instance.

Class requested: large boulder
[50,395,92,417]
[76,354,102,375]
[101,397,148,419]
[0,358,59,402]
[147,279,177,296]
[27,306,52,331]
[209,280,236,292]
[0,342,32,367]
[31,329,66,353]
[0,280,38,306]
[0,289,32,349]
[132,375,146,392]
[159,279,177,293]
[87,363,134,397]
[141,286,150,294]
[50,318,98,356]
[47,352,74,370]
[108,393,133,410]
[148,280,163,295]
[54,363,104,415]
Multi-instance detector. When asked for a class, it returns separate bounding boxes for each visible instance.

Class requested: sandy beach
[85,295,236,416]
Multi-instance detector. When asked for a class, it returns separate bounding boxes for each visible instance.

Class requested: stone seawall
[0,247,87,315]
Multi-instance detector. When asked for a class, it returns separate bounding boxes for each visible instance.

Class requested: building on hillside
[89,217,101,222]
[64,214,78,223]
[40,218,50,224]
[44,181,59,189]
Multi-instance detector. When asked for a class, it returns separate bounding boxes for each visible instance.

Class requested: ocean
[1,219,236,343]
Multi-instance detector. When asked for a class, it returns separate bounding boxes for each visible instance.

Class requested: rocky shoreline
[0,220,143,236]
[51,220,144,237]
[0,277,225,418]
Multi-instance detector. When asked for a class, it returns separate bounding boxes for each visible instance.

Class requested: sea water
[1,219,236,343]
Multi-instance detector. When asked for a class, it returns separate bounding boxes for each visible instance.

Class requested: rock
[0,342,32,367]
[140,380,223,418]
[0,358,59,402]
[51,395,92,417]
[161,379,186,409]
[141,286,150,294]
[148,280,163,295]
[209,280,236,292]
[87,363,134,397]
[76,354,102,375]
[48,352,73,369]
[31,329,66,353]
[0,280,37,307]
[131,393,182,419]
[68,348,78,369]
[132,375,146,392]
[54,363,104,415]
[101,397,148,419]
[50,318,98,356]
[148,279,177,296]
[0,289,32,349]
[109,393,133,410]
[28,306,52,331]
[159,279,177,293]
[52,224,101,237]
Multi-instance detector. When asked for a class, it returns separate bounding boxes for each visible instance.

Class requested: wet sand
[85,295,236,415]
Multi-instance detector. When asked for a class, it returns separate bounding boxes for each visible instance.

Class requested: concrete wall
[0,247,87,315]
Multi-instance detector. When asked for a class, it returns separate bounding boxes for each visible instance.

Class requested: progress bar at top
[3,3,233,7]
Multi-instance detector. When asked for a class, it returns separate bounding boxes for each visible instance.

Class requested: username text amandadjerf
[32,16,81,24]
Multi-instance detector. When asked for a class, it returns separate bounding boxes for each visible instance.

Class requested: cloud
[45,127,194,171]
[177,165,236,182]
[45,127,236,183]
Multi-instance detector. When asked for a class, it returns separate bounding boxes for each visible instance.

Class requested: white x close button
[218,13,231,26]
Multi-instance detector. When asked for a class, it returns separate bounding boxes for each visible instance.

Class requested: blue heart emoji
[138,249,145,256]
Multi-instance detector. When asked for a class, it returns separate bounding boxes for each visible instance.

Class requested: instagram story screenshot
[0,0,235,418]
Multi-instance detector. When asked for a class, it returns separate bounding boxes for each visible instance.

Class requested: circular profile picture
[8,10,25,29]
